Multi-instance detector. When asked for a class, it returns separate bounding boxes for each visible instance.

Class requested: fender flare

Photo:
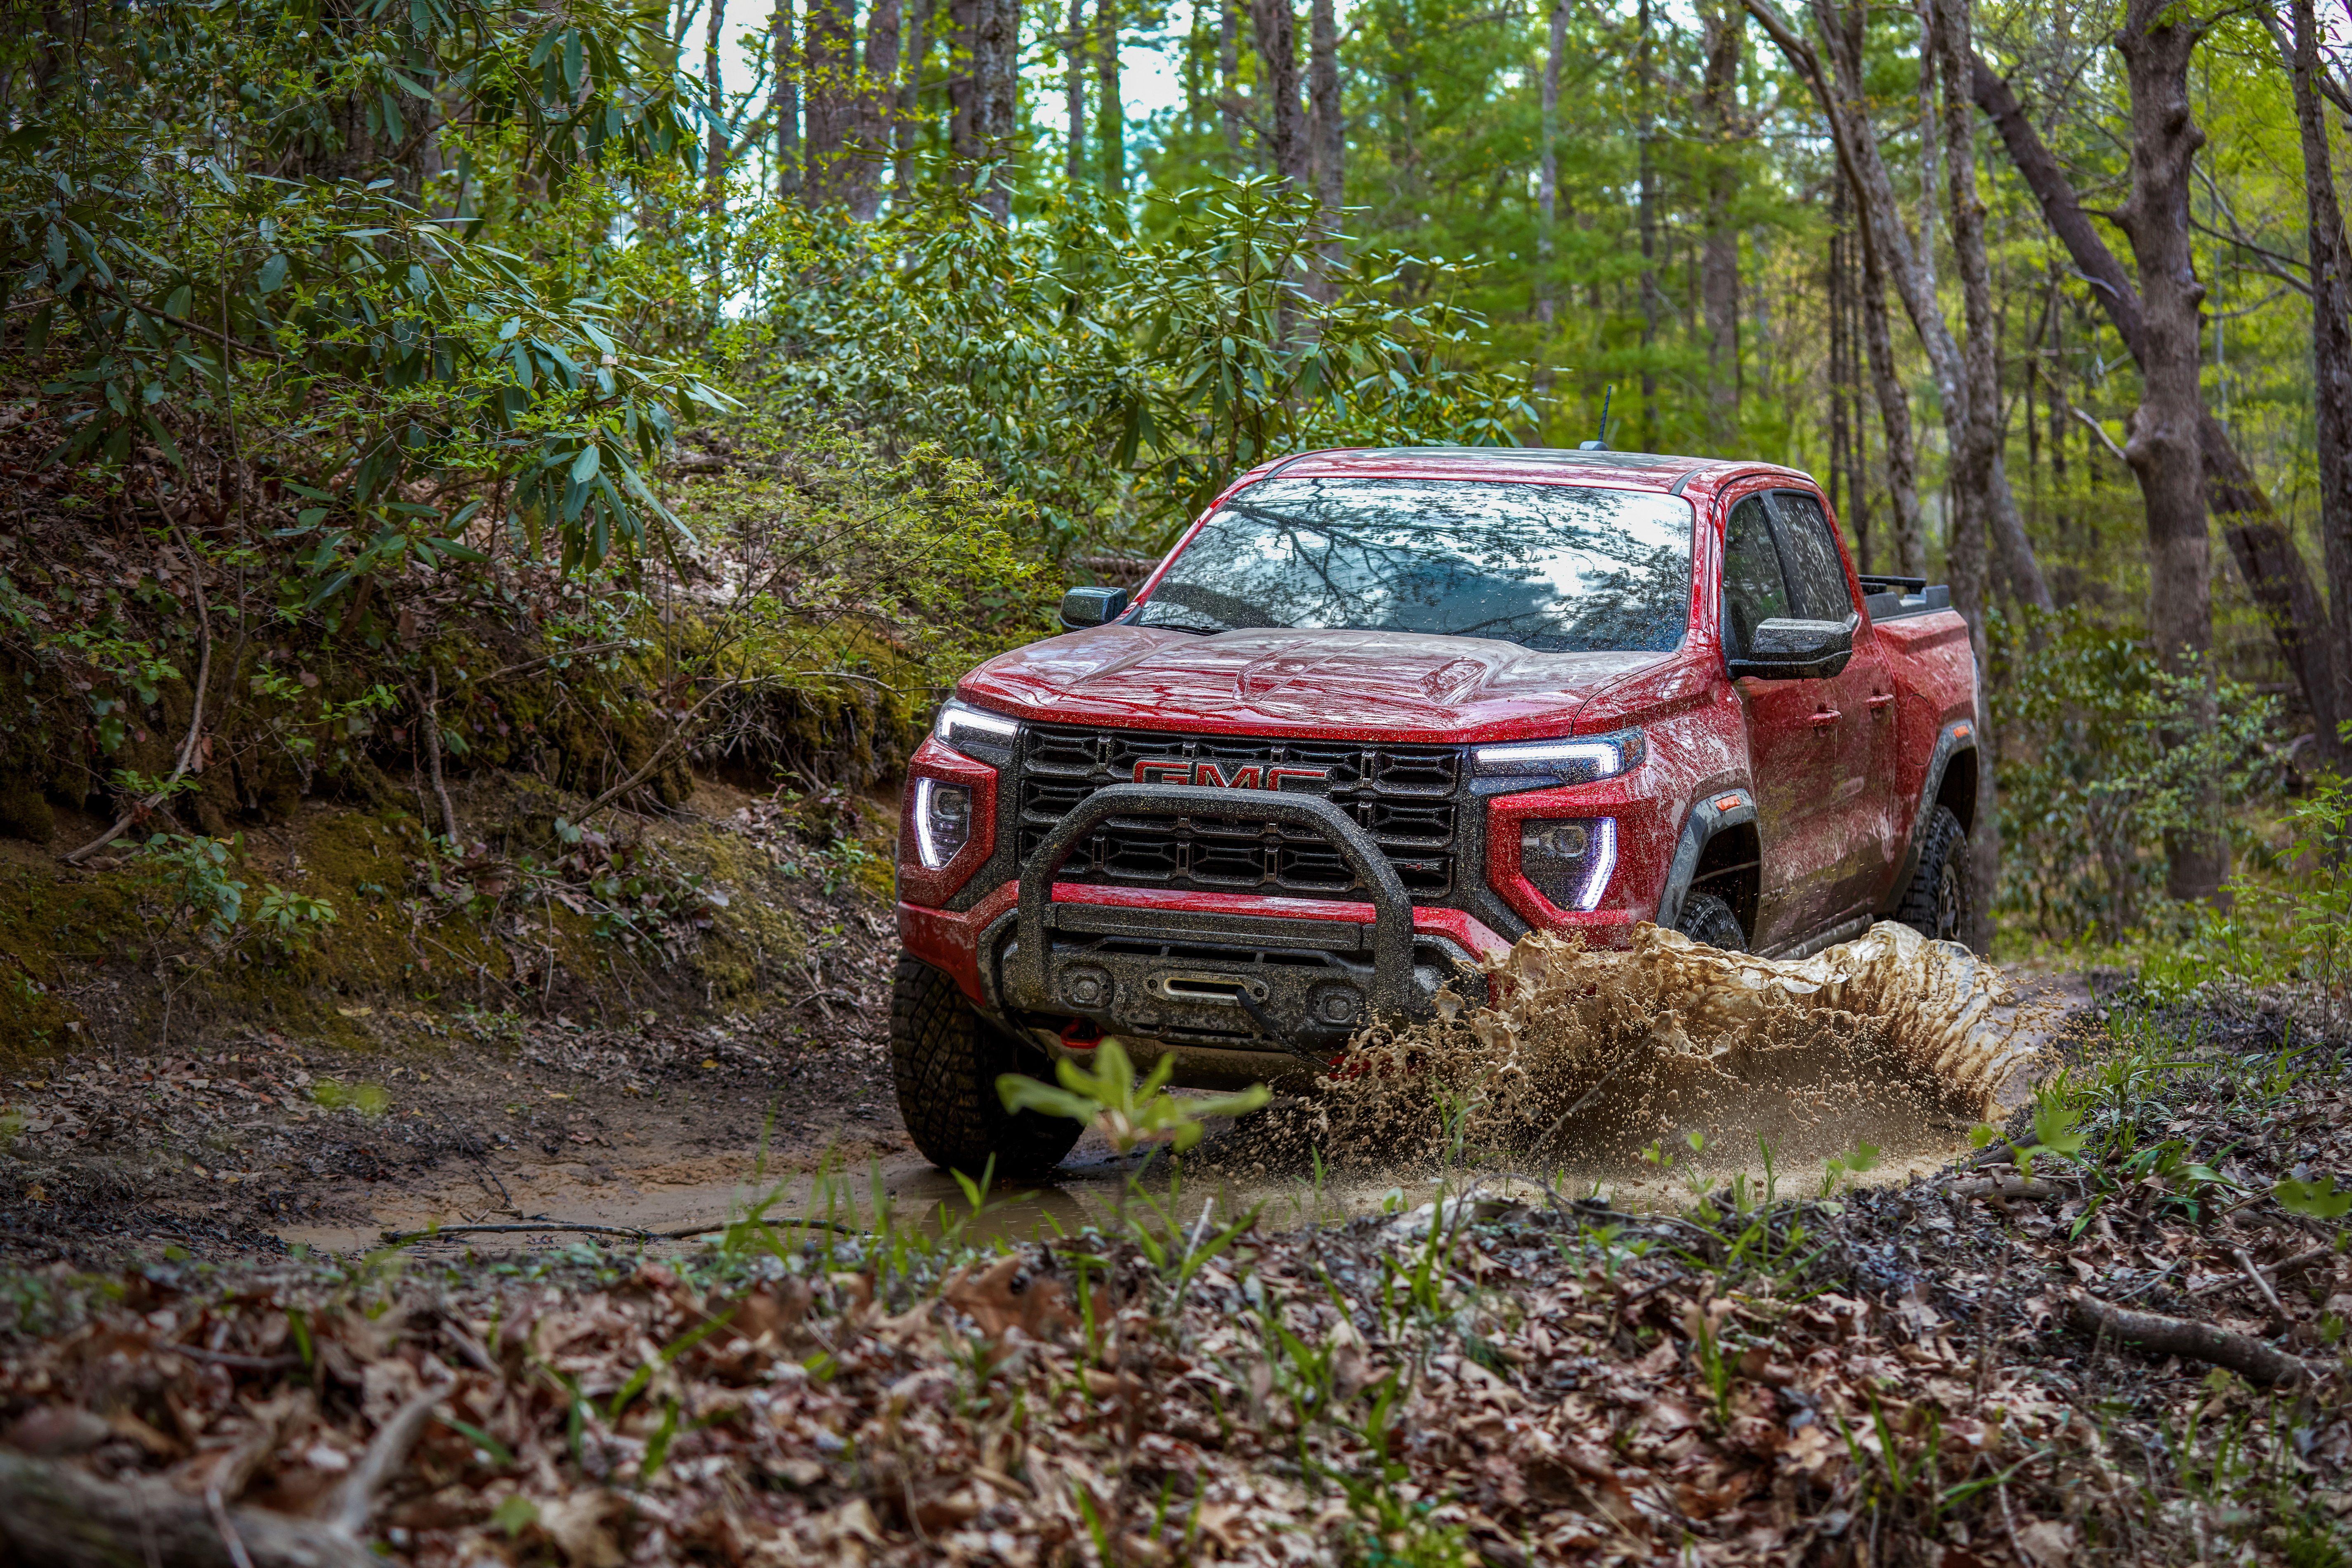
[1654,786,1759,935]
[1882,720,1979,912]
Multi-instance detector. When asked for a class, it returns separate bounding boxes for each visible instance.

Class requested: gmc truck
[889,447,1982,1174]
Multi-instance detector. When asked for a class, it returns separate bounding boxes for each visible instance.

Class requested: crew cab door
[1762,490,1898,924]
[1720,488,1897,950]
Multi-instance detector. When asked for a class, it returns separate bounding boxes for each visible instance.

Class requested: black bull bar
[1000,783,1424,1049]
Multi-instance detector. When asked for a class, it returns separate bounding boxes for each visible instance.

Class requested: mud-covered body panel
[895,447,1978,1084]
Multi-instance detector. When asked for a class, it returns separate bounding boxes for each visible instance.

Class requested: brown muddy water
[291,923,2085,1259]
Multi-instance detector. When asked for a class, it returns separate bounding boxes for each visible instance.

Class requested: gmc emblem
[1133,760,1331,791]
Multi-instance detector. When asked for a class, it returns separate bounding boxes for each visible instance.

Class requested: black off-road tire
[1674,890,1747,952]
[1897,805,1972,945]
[890,952,1084,1177]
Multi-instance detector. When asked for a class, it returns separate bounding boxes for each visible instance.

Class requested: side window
[1766,491,1856,622]
[1721,495,1788,659]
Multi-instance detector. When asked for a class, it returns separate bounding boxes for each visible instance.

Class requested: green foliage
[1994,608,2282,944]
[3,0,721,576]
[2274,1175,2352,1221]
[740,176,1534,553]
[996,1037,1271,1159]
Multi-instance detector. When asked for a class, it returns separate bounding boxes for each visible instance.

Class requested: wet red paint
[900,446,1978,1015]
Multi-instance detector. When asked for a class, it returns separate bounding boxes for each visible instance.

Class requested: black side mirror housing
[1727,616,1854,680]
[1059,586,1130,630]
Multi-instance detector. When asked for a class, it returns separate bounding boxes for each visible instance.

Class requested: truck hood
[958,626,1672,741]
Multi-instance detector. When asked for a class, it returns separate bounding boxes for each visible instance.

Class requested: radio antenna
[1578,384,1614,451]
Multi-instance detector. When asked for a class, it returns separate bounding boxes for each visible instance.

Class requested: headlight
[934,698,1019,761]
[912,778,974,869]
[1471,728,1645,786]
[1520,817,1616,912]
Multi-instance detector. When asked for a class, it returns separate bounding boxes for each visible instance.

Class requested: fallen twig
[2069,1291,2323,1388]
[0,1451,374,1568]
[1951,1176,2057,1201]
[2233,1247,2288,1318]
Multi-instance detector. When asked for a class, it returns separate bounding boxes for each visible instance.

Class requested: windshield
[1134,477,1693,652]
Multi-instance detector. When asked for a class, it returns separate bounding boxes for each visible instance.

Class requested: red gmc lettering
[1130,760,1330,790]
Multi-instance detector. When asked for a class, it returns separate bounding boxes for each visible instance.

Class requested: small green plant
[311,1079,391,1116]
[1821,1139,1882,1197]
[2275,1174,2352,1221]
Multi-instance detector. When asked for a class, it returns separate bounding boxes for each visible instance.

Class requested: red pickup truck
[890,447,1982,1174]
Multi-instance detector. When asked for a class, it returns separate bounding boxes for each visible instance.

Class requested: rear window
[1134,477,1694,653]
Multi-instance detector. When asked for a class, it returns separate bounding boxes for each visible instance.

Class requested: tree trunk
[2288,0,2352,773]
[1219,0,1244,164]
[1065,0,1086,184]
[804,0,856,205]
[1096,0,1123,196]
[1969,53,2341,761]
[947,0,980,167]
[773,0,802,198]
[1537,0,1566,329]
[893,0,930,198]
[1857,205,1925,576]
[1251,0,1306,189]
[704,0,727,310]
[1307,0,1343,300]
[1636,0,1660,449]
[2114,0,2224,902]
[1933,0,2053,612]
[845,0,899,218]
[1699,0,1742,450]
[979,0,1019,219]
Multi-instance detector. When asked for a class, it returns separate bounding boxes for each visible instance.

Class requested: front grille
[1015,724,1462,900]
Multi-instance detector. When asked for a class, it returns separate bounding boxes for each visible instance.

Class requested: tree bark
[803,0,856,205]
[2113,0,2225,902]
[1251,0,1306,189]
[0,1453,376,1568]
[1307,0,1344,300]
[773,0,802,198]
[2288,0,2352,772]
[1636,0,1660,449]
[1699,0,1742,450]
[979,0,1019,220]
[1537,0,1566,329]
[1096,0,1123,196]
[1969,53,2342,763]
[1932,0,2052,613]
[1857,198,1925,576]
[1065,0,1086,184]
[1219,0,1244,164]
[845,0,899,217]
[893,0,930,198]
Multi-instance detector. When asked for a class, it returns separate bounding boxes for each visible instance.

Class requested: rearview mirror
[1059,586,1130,630]
[1728,617,1854,680]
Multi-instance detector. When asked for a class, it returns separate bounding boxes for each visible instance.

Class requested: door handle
[1809,709,1843,728]
[1868,693,1895,713]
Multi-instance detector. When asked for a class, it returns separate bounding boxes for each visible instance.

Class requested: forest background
[1,0,2349,980]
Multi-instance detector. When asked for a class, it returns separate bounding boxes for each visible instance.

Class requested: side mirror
[1728,616,1854,680]
[1059,586,1130,630]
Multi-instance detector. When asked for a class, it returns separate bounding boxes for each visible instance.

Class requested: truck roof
[1233,446,1815,497]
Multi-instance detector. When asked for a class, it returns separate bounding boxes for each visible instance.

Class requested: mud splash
[1205,921,2052,1201]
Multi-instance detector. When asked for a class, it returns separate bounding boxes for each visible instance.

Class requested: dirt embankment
[0,772,909,1265]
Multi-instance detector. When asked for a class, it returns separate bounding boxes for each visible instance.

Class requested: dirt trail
[255,924,2089,1262]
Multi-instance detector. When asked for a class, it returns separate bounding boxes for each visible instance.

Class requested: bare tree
[893,0,931,198]
[1636,0,1660,449]
[2113,0,2225,900]
[1065,0,1086,184]
[1698,0,1742,449]
[1307,0,1343,300]
[1219,0,1244,164]
[1251,0,1306,189]
[2285,0,2352,772]
[845,0,899,218]
[772,1,801,199]
[1969,55,2340,766]
[1096,0,1122,196]
[1536,0,1566,330]
[1858,215,1925,576]
[804,0,855,205]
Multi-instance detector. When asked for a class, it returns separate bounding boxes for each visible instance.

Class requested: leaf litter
[1,925,2347,1566]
